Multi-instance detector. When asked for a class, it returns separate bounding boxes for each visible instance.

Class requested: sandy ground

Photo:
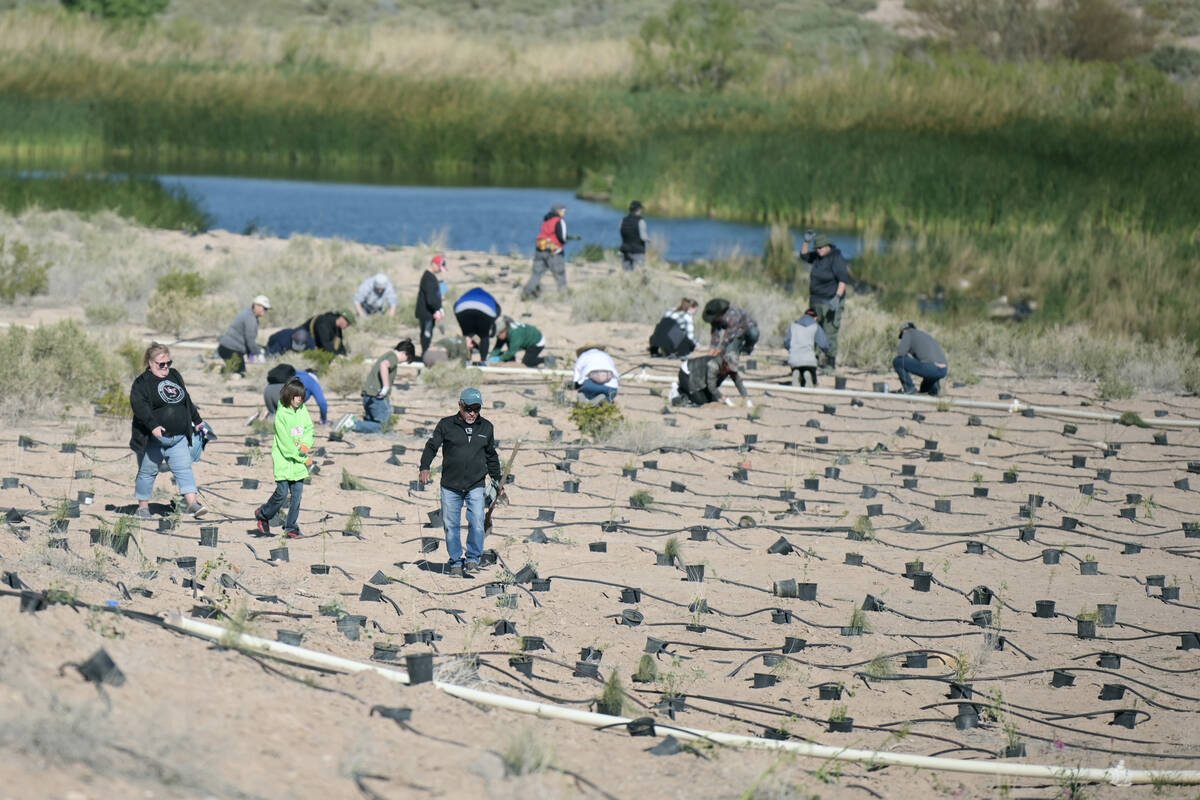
[1,227,1199,800]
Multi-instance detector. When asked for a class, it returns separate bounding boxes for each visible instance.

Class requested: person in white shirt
[573,347,619,405]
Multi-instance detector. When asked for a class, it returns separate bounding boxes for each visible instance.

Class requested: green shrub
[0,236,49,303]
[578,242,607,263]
[632,0,759,92]
[0,321,123,415]
[1146,45,1200,80]
[61,0,169,20]
[156,269,207,298]
[569,401,624,440]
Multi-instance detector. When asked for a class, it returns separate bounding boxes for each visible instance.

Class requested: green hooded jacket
[272,403,315,482]
[491,322,543,362]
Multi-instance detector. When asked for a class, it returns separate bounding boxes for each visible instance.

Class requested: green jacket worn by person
[491,321,543,362]
[271,402,314,482]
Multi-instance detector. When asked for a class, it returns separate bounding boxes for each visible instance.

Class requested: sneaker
[334,413,356,434]
[187,501,207,518]
[283,528,301,539]
[134,506,153,520]
[449,563,464,578]
[255,509,270,536]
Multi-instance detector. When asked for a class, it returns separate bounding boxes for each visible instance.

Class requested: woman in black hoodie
[129,343,208,519]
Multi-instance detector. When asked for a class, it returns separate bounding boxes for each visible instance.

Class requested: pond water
[158,175,867,263]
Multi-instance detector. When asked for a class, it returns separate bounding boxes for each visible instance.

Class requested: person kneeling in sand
[670,352,750,408]
[573,346,619,405]
[334,339,416,434]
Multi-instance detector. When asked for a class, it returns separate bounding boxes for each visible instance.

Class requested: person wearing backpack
[783,308,831,387]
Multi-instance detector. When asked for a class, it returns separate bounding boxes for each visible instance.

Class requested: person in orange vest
[522,203,569,300]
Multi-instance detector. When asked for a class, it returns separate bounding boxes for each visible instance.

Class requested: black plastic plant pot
[1097,652,1122,668]
[803,478,819,491]
[865,503,883,518]
[1184,522,1200,537]
[840,626,863,637]
[973,486,989,498]
[537,508,555,522]
[934,499,951,513]
[1077,620,1097,639]
[1035,600,1056,618]
[902,478,919,489]
[521,635,546,651]
[1050,669,1075,688]
[1123,543,1142,555]
[620,587,642,604]
[20,592,47,613]
[265,545,288,562]
[531,578,551,592]
[1154,432,1168,445]
[426,509,443,528]
[360,584,383,602]
[1161,586,1181,600]
[1003,472,1018,484]
[824,467,840,480]
[1042,549,1062,565]
[1177,479,1192,490]
[77,491,94,506]
[773,579,798,598]
[409,480,424,492]
[589,541,607,553]
[1003,743,1027,758]
[1112,709,1138,729]
[642,459,658,470]
[563,480,580,493]
[771,609,792,625]
[827,718,854,733]
[844,553,863,567]
[174,556,196,571]
[311,564,330,575]
[276,630,303,646]
[690,526,710,541]
[732,468,748,482]
[496,594,518,609]
[762,654,784,667]
[420,537,440,553]
[1099,683,1126,701]
[1,477,18,489]
[573,660,600,679]
[621,609,644,627]
[752,673,779,689]
[859,486,878,500]
[405,653,434,685]
[48,519,70,535]
[485,582,505,597]
[1096,468,1112,481]
[77,648,125,687]
[1079,483,1094,495]
[236,456,252,467]
[685,564,705,582]
[873,381,887,392]
[655,552,674,567]
[955,705,979,730]
[1119,507,1137,520]
[1178,633,1199,650]
[370,643,400,662]
[971,610,993,628]
[904,653,928,669]
[1097,604,1117,627]
[902,560,923,578]
[1019,526,1036,542]
[1059,516,1080,531]
[966,541,984,555]
[782,636,806,654]
[797,582,817,601]
[200,527,219,547]
[492,620,517,636]
[48,537,68,550]
[1081,561,1099,575]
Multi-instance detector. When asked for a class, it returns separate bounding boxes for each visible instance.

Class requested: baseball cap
[253,294,271,309]
[372,273,389,288]
[431,254,446,270]
[460,387,482,406]
[813,235,832,249]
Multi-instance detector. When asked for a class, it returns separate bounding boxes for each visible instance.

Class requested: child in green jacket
[254,378,314,538]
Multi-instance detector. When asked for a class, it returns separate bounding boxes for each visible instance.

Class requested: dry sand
[1,227,1198,800]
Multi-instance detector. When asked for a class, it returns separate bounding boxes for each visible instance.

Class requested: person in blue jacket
[260,363,329,426]
[453,286,502,364]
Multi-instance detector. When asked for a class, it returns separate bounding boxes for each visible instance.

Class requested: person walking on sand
[489,318,545,367]
[618,200,649,271]
[129,343,210,519]
[334,339,417,435]
[784,308,831,387]
[354,273,399,318]
[454,286,502,364]
[894,322,949,396]
[299,310,353,356]
[418,388,503,578]
[253,378,313,538]
[217,295,270,376]
[800,231,850,370]
[522,203,569,300]
[703,298,759,358]
[415,254,448,361]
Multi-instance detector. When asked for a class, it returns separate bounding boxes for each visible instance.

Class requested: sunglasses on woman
[153,360,173,368]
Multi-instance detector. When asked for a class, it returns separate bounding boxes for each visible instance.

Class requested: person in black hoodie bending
[129,343,209,519]
[415,253,447,361]
[418,387,503,577]
[298,310,352,356]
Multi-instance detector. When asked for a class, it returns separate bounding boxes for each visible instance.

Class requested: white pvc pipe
[166,614,1200,786]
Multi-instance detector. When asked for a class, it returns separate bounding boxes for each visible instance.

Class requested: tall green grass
[0,173,211,231]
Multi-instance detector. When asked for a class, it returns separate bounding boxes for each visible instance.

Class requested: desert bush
[632,0,759,92]
[570,270,682,324]
[602,418,714,452]
[319,355,367,397]
[83,302,126,325]
[419,361,483,396]
[0,321,123,415]
[1146,46,1200,81]
[569,401,624,440]
[0,236,49,302]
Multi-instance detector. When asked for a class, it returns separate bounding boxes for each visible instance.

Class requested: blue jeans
[259,480,304,531]
[441,485,486,565]
[578,379,617,402]
[893,356,948,395]
[135,434,197,501]
[353,393,392,433]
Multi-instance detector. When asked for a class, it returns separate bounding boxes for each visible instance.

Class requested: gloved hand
[487,355,501,364]
[375,387,390,400]
[299,444,313,467]
[723,397,735,407]
[803,229,815,243]
[433,309,444,322]
[829,295,840,312]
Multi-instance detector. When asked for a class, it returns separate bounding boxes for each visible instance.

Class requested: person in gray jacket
[783,308,831,387]
[217,295,270,376]
[354,273,398,317]
[894,322,948,396]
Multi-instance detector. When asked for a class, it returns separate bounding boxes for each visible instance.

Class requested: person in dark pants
[254,379,313,538]
[619,200,648,271]
[489,319,545,367]
[522,204,568,299]
[799,231,850,370]
[894,322,949,395]
[418,388,503,578]
[649,298,698,358]
[454,286,502,364]
[415,254,447,361]
[298,311,352,356]
[784,308,831,387]
[217,295,270,376]
[265,326,312,356]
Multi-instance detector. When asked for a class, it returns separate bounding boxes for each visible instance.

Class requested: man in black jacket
[618,200,648,271]
[298,311,352,356]
[419,387,503,577]
[799,232,850,369]
[415,254,447,361]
